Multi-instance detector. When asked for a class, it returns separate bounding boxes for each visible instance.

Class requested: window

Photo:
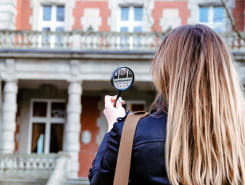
[119,6,143,32]
[43,6,51,21]
[30,100,66,154]
[124,101,146,112]
[199,6,226,32]
[41,5,65,31]
[119,6,144,48]
[40,5,65,47]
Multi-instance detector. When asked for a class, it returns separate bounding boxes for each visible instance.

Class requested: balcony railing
[0,153,57,179]
[0,30,244,51]
[0,153,69,185]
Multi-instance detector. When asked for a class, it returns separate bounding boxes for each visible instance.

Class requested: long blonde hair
[152,24,245,185]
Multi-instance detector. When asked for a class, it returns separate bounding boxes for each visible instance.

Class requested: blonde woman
[89,24,245,185]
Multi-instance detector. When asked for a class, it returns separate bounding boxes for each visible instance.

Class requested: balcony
[0,153,69,185]
[0,30,244,52]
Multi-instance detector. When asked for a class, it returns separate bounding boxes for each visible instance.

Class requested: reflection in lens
[114,72,118,78]
[119,68,127,78]
[111,67,134,91]
[128,70,132,78]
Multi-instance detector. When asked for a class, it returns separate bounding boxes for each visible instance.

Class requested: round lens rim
[110,66,135,91]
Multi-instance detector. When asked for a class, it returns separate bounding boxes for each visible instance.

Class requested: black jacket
[89,111,171,185]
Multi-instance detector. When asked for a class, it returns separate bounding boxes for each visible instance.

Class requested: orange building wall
[152,1,190,32]
[232,0,245,31]
[79,96,101,177]
[72,1,110,31]
[16,0,32,30]
[14,112,20,152]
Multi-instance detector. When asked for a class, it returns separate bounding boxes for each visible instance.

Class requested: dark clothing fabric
[89,111,171,185]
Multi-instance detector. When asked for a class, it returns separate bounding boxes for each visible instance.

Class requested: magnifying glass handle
[114,91,122,107]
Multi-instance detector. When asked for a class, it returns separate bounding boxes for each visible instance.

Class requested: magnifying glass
[111,66,134,107]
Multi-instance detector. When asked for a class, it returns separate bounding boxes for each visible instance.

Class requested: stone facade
[0,0,244,182]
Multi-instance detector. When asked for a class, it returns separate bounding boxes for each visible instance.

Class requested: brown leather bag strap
[113,111,148,185]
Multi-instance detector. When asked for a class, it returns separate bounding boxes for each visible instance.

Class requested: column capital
[3,79,18,94]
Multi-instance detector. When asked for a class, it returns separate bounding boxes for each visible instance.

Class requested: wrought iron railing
[0,30,244,51]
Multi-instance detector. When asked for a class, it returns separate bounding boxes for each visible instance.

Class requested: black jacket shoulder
[89,111,170,185]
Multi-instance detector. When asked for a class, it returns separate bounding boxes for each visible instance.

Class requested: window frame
[118,6,144,32]
[28,99,66,154]
[198,5,226,32]
[125,100,146,112]
[39,4,65,32]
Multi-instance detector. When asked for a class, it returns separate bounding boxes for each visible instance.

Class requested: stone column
[0,75,2,121]
[64,80,82,178]
[0,80,18,153]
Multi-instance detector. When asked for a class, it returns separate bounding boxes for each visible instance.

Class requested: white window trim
[118,6,144,32]
[32,0,74,31]
[28,99,66,154]
[117,6,144,49]
[39,5,65,31]
[37,4,66,48]
[199,6,226,32]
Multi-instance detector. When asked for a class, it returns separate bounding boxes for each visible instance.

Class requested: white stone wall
[160,8,181,31]
[81,8,102,31]
[0,59,152,82]
[0,0,16,30]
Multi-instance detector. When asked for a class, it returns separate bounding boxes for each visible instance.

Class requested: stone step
[0,178,47,185]
[65,178,89,185]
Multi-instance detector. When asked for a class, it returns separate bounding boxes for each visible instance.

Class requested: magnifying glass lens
[111,67,134,91]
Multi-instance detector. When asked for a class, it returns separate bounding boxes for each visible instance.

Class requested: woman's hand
[103,95,126,131]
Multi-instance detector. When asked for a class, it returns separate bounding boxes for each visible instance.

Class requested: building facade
[0,0,244,184]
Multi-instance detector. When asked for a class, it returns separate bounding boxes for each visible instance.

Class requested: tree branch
[220,0,245,42]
